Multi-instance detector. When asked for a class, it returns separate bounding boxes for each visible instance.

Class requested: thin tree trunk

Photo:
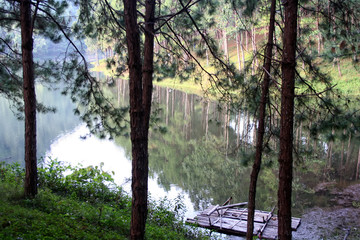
[223,29,229,62]
[278,0,298,239]
[166,87,169,125]
[246,0,276,238]
[245,30,248,51]
[337,60,342,77]
[251,25,258,68]
[345,132,352,167]
[96,50,99,65]
[340,129,346,171]
[205,101,209,138]
[356,147,360,180]
[298,122,302,148]
[242,110,247,143]
[236,33,241,71]
[316,1,322,54]
[237,110,241,147]
[251,27,256,75]
[206,48,209,66]
[240,32,246,73]
[123,0,155,239]
[327,129,335,168]
[21,0,37,198]
[341,141,344,170]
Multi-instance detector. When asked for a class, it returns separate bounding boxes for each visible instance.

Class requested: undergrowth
[0,160,213,240]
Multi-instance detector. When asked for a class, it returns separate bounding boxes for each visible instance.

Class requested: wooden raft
[186,202,301,239]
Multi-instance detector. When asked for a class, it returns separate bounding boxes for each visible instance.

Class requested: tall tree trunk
[240,32,246,74]
[345,132,352,168]
[236,33,241,71]
[251,25,258,69]
[206,48,209,66]
[245,30,248,51]
[166,87,169,125]
[123,0,155,239]
[246,0,276,238]
[356,147,360,180]
[316,1,322,54]
[223,29,229,62]
[337,60,342,77]
[21,0,37,198]
[236,110,241,147]
[278,0,298,239]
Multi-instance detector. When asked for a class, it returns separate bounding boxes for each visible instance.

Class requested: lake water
[1,78,359,239]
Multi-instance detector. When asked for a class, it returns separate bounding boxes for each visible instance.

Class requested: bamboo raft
[186,201,301,239]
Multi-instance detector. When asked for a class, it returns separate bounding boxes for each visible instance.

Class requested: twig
[343,227,351,240]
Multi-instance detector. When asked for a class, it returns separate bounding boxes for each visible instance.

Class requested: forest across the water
[1,0,360,239]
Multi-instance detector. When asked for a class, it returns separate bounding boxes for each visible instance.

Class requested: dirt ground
[293,183,360,240]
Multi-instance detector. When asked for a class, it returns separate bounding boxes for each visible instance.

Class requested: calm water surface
[1,79,359,239]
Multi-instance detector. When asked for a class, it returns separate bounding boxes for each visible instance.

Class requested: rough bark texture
[21,0,37,198]
[278,0,298,239]
[246,0,276,239]
[123,0,155,239]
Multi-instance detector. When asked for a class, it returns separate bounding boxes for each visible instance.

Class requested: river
[1,78,359,239]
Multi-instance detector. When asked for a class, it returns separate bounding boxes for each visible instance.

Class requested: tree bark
[246,0,276,238]
[356,147,360,180]
[345,132,352,168]
[278,0,298,239]
[316,1,322,54]
[21,0,37,198]
[236,33,241,71]
[123,0,155,239]
[223,29,229,62]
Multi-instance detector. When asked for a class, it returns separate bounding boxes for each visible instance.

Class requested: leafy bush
[0,159,214,239]
[0,162,24,200]
[38,158,126,205]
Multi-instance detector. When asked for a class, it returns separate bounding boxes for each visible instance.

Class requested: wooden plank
[257,206,276,238]
[222,197,233,206]
[186,203,301,240]
[216,202,248,210]
[205,205,219,216]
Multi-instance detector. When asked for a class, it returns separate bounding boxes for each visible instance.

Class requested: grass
[0,161,213,240]
[320,58,360,96]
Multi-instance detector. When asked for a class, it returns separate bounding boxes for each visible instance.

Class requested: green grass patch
[0,161,213,240]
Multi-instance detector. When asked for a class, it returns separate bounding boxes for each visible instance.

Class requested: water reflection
[45,123,196,217]
[0,84,80,165]
[1,77,359,239]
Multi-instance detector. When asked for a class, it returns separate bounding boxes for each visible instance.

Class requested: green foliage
[0,160,213,240]
[38,158,123,204]
[0,162,24,200]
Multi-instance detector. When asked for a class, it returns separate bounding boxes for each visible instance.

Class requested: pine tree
[0,0,96,197]
[278,0,298,238]
[246,0,276,238]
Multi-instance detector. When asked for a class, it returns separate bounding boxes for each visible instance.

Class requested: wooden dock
[186,202,301,239]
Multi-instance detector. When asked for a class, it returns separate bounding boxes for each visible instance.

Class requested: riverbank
[0,161,212,240]
[91,40,360,97]
[293,183,360,240]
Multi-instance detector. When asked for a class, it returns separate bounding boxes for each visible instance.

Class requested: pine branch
[295,69,336,115]
[154,0,200,32]
[103,0,126,32]
[0,37,21,56]
[178,0,233,75]
[30,0,40,37]
[163,21,228,99]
